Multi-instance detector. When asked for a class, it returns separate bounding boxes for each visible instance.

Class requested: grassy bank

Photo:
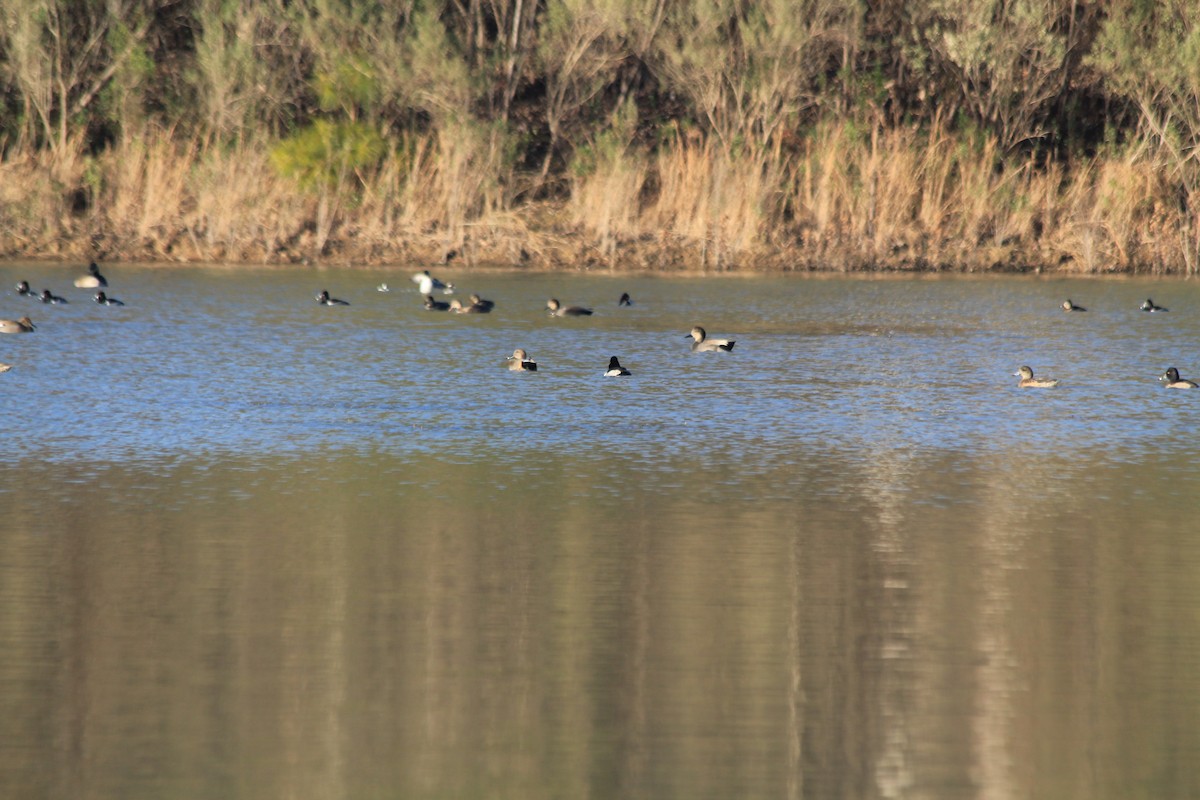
[2,120,1191,275]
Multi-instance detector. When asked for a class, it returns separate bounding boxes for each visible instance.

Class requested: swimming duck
[618,292,633,306]
[468,293,495,312]
[687,326,735,352]
[94,291,125,306]
[1014,366,1059,388]
[15,280,33,297]
[40,289,68,304]
[604,356,632,377]
[412,270,453,295]
[1061,299,1086,312]
[1159,367,1198,388]
[1141,298,1168,312]
[74,261,108,288]
[0,362,11,373]
[547,298,593,317]
[507,348,538,372]
[424,295,450,311]
[449,298,488,314]
[316,290,349,306]
[0,316,36,333]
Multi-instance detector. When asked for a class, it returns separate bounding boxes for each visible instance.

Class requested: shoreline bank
[0,226,1172,277]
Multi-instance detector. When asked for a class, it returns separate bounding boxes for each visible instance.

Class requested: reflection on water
[3,264,1200,799]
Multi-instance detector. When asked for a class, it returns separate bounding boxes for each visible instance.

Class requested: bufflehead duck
[1141,298,1168,312]
[94,291,125,306]
[40,289,68,304]
[1061,299,1086,312]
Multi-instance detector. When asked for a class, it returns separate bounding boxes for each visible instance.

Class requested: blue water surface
[3,263,1198,488]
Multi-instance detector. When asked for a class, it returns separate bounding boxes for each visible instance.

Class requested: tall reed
[0,117,1195,274]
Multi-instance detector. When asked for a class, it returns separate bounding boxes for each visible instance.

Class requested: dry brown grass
[0,120,1196,273]
[1043,152,1185,274]
[0,135,90,257]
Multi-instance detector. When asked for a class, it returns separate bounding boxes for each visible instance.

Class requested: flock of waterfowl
[1,264,1195,390]
[318,270,736,377]
[1030,295,1197,389]
[1,262,125,370]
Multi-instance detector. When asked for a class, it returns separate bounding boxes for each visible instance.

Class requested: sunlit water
[2,263,1199,799]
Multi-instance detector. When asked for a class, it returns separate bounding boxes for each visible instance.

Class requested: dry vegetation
[1,0,1199,273]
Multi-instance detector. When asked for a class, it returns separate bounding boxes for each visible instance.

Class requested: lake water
[2,262,1199,799]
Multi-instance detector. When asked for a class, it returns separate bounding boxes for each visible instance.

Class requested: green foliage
[654,0,862,154]
[270,119,385,191]
[98,20,156,137]
[187,0,308,140]
[109,20,155,81]
[314,56,380,118]
[1089,0,1200,194]
[917,0,1070,150]
[399,7,473,119]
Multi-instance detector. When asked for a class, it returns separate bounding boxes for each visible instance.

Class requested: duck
[618,292,633,306]
[74,261,108,288]
[412,270,453,295]
[547,298,593,316]
[1141,298,1168,312]
[506,348,538,372]
[424,295,450,311]
[316,290,349,306]
[94,291,125,306]
[0,362,11,373]
[40,289,69,304]
[0,316,36,334]
[377,283,390,292]
[687,326,735,352]
[1014,366,1059,388]
[1158,367,1198,389]
[15,280,33,297]
[1061,299,1086,312]
[449,298,487,314]
[604,356,632,377]
[468,293,495,312]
